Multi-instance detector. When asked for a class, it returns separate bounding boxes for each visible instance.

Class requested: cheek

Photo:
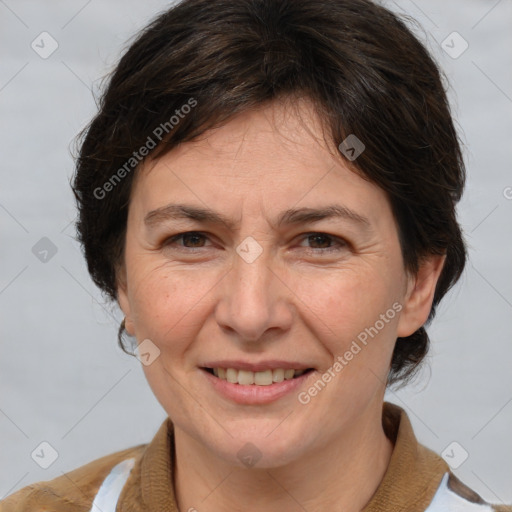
[127,263,219,347]
[294,267,401,337]
[290,266,403,391]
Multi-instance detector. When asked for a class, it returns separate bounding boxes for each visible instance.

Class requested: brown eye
[307,233,333,249]
[299,232,347,254]
[165,231,210,249]
[181,232,207,248]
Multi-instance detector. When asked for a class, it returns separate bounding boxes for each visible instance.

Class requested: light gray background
[1,0,511,505]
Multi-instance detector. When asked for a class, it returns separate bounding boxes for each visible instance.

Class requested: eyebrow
[144,203,371,231]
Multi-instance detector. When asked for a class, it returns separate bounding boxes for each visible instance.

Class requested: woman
[2,0,510,510]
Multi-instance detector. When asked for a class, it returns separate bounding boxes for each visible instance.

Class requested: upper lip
[201,360,314,372]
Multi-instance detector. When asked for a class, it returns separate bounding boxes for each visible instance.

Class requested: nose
[214,246,293,344]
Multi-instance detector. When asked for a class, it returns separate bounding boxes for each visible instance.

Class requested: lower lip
[201,368,315,405]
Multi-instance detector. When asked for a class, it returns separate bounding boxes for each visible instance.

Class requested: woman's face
[118,98,442,468]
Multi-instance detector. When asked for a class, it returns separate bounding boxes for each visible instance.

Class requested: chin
[203,424,309,470]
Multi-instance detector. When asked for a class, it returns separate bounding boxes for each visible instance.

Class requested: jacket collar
[362,402,448,511]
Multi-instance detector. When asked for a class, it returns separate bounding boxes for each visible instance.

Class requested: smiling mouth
[202,367,315,386]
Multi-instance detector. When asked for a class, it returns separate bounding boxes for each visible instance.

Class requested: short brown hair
[71,0,467,386]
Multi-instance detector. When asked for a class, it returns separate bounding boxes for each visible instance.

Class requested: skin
[117,97,445,512]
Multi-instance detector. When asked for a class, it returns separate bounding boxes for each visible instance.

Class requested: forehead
[139,98,337,179]
[129,99,393,232]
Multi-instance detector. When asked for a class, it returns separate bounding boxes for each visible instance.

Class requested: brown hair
[71,0,467,387]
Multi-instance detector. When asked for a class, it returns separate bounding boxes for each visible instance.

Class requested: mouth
[201,367,315,386]
[199,360,318,404]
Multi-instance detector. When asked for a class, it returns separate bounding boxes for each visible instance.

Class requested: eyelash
[163,231,348,255]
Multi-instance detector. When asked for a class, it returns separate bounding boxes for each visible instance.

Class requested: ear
[116,266,136,337]
[397,254,446,338]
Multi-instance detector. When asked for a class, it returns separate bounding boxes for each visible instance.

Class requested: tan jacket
[1,402,510,511]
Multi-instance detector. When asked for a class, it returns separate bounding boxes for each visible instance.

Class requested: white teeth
[238,370,255,385]
[254,369,273,386]
[210,367,309,385]
[226,368,238,383]
[272,368,284,383]
[284,369,295,380]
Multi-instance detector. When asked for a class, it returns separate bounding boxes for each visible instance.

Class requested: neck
[173,403,394,512]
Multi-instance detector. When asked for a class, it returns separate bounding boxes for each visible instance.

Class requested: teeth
[210,367,309,385]
[238,370,255,385]
[226,368,238,383]
[254,369,272,385]
[272,368,285,382]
